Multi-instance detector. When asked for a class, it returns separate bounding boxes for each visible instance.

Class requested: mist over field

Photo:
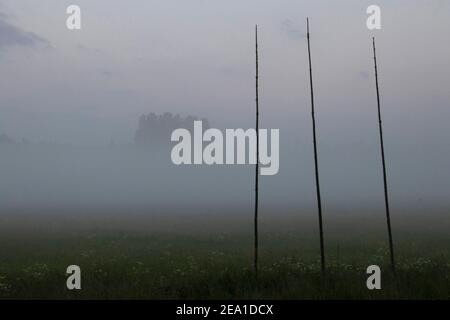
[0,0,449,214]
[1,1,450,301]
[1,124,449,213]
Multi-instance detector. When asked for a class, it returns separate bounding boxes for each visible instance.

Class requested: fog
[0,0,449,214]
[1,122,449,213]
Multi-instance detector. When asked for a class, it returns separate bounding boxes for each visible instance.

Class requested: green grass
[0,211,449,299]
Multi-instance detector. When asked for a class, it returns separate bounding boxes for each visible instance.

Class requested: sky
[0,0,448,145]
[0,1,449,211]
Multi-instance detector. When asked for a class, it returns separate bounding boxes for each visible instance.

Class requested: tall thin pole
[254,24,260,276]
[307,18,325,274]
[372,37,396,274]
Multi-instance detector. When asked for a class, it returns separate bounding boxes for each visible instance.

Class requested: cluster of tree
[0,133,15,144]
[134,112,210,147]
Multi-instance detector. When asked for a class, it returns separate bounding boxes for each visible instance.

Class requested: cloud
[0,12,50,50]
[281,19,306,40]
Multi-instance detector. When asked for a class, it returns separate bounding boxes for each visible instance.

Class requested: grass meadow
[0,209,449,299]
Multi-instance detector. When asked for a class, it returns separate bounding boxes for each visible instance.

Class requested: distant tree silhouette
[134,112,210,147]
[0,133,14,144]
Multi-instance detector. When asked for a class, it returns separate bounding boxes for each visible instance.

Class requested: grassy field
[0,209,449,299]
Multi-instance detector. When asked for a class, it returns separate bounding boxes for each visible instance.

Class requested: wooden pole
[254,24,260,276]
[307,18,325,274]
[372,37,396,274]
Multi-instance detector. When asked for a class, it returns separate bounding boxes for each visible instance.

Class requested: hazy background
[0,0,449,213]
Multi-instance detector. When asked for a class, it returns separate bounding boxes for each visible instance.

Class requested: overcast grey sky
[0,1,449,210]
[0,0,449,145]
